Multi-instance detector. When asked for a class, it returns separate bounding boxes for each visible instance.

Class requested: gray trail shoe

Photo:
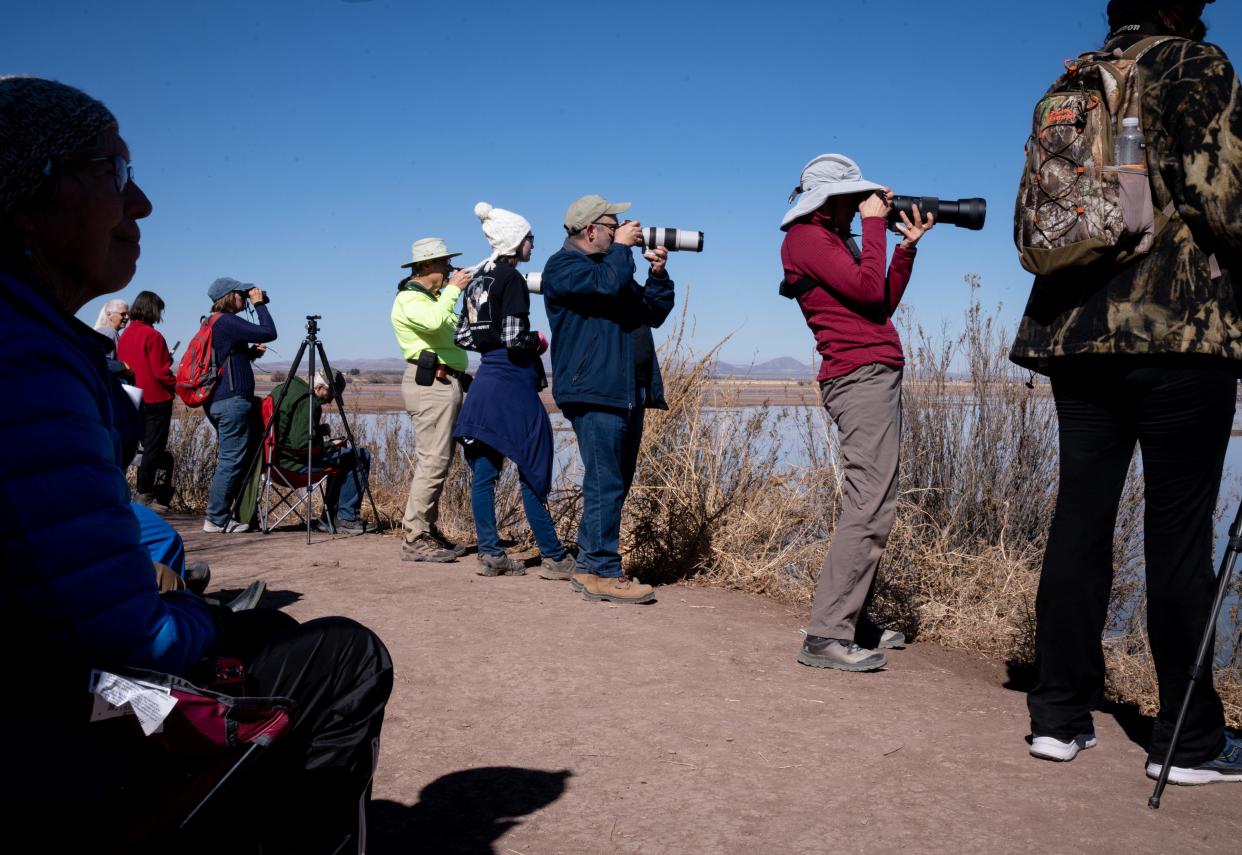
[401,534,458,563]
[797,635,887,672]
[855,618,907,649]
[184,561,211,596]
[477,552,525,577]
[538,554,576,581]
[429,526,469,557]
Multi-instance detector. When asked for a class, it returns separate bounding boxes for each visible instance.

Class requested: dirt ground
[177,518,1241,855]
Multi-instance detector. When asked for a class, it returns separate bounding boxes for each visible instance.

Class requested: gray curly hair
[0,76,118,218]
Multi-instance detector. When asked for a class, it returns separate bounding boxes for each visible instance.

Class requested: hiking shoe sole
[796,649,886,672]
[581,589,655,604]
[1031,734,1097,762]
[1146,763,1242,785]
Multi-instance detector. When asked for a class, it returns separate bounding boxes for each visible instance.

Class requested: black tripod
[261,315,380,544]
[1148,500,1242,808]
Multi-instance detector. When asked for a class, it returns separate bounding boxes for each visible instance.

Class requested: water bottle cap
[1122,117,1140,127]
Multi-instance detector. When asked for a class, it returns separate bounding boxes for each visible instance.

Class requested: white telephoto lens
[525,272,543,294]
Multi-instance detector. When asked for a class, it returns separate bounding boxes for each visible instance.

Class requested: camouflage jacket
[1010,34,1242,373]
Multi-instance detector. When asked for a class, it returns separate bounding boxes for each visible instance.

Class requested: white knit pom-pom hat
[470,201,532,272]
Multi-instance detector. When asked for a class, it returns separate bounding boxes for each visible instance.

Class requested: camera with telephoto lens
[525,272,543,294]
[637,227,704,252]
[882,195,987,231]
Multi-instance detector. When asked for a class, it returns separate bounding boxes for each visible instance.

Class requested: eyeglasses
[42,154,133,194]
[591,220,619,233]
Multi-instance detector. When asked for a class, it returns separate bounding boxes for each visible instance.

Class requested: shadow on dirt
[1003,659,1154,750]
[368,766,572,854]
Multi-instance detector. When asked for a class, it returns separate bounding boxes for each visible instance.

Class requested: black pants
[1028,360,1234,766]
[218,611,394,854]
[137,399,173,496]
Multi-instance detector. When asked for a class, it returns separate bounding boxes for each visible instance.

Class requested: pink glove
[537,331,549,355]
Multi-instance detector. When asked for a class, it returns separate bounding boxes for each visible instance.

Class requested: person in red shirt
[780,153,934,672]
[117,289,176,509]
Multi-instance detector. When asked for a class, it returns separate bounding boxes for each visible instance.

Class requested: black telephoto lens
[888,195,987,231]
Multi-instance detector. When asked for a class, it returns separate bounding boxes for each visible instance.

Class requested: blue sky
[10,0,1241,364]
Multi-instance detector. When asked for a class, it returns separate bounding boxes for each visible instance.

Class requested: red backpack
[175,313,230,407]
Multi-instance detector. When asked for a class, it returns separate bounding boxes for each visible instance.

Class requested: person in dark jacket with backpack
[1011,0,1242,784]
[542,194,675,605]
[0,76,391,852]
[201,275,277,532]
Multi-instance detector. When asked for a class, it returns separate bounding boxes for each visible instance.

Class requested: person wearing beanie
[200,275,277,533]
[0,77,392,851]
[453,202,573,578]
[1011,0,1242,784]
[541,195,676,605]
[392,236,472,562]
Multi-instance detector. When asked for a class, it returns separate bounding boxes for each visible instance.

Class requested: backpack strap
[1119,35,1181,62]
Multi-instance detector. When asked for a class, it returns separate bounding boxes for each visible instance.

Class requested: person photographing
[779,153,934,672]
[542,194,676,605]
[391,237,472,562]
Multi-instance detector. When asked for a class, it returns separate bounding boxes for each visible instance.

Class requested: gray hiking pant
[808,363,902,641]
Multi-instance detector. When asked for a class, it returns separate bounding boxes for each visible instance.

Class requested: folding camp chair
[257,395,339,537]
[92,666,295,851]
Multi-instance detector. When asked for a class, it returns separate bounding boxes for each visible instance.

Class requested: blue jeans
[315,446,372,523]
[563,399,645,578]
[206,395,258,526]
[465,442,565,560]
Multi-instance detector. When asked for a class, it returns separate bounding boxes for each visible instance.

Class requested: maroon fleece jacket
[781,212,916,381]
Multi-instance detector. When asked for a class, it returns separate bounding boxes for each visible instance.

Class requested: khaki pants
[808,363,902,640]
[400,366,463,540]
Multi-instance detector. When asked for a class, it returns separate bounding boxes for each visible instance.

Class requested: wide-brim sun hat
[400,237,462,269]
[780,153,884,231]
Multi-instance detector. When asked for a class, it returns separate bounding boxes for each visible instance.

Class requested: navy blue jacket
[0,271,219,679]
[543,240,675,410]
[211,304,277,402]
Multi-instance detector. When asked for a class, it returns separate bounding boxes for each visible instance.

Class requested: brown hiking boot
[401,534,458,563]
[582,574,655,604]
[538,554,576,581]
[569,570,595,592]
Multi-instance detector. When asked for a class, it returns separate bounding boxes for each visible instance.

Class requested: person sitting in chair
[268,369,372,535]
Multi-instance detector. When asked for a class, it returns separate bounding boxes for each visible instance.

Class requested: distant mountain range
[257,355,815,379]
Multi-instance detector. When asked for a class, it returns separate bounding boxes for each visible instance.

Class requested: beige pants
[808,363,902,640]
[400,365,463,540]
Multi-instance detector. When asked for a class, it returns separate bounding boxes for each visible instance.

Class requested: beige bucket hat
[400,237,463,269]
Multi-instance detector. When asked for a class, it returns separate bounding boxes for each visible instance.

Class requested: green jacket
[269,375,323,469]
[1011,35,1242,372]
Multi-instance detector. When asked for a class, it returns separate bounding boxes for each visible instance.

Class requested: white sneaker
[1030,733,1098,762]
[202,519,250,533]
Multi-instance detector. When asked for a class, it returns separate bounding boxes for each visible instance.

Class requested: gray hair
[0,76,118,218]
[93,298,127,330]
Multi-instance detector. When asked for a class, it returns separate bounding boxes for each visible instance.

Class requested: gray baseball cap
[563,194,631,233]
[208,276,254,302]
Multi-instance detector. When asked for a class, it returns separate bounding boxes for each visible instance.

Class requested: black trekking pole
[1148,500,1242,808]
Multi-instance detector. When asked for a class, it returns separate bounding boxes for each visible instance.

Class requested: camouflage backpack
[1014,36,1182,276]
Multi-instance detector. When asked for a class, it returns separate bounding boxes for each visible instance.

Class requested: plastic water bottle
[1115,117,1146,168]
